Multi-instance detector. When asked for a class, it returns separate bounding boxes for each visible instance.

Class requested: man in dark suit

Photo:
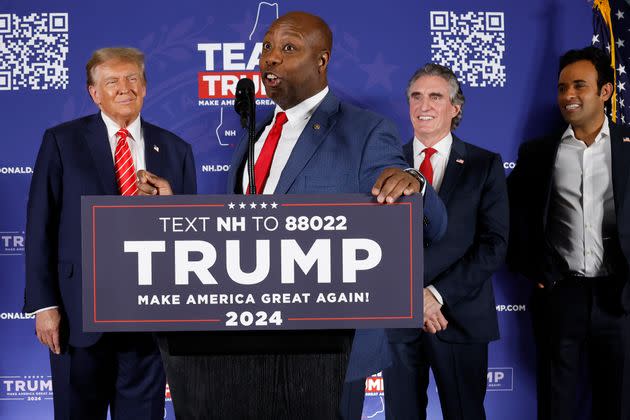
[157,12,447,420]
[24,47,197,419]
[382,63,509,420]
[508,46,630,420]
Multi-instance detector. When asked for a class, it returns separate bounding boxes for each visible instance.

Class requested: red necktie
[419,147,437,185]
[249,112,288,194]
[114,128,138,196]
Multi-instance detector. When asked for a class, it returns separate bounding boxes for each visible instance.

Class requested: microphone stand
[246,89,256,194]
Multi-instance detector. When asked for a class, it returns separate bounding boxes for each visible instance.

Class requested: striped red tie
[114,128,138,196]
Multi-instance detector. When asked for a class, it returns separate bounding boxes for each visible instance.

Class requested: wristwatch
[403,168,427,196]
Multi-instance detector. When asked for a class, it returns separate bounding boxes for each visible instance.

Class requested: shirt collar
[100,111,142,142]
[561,116,609,145]
[413,132,453,158]
[273,86,329,127]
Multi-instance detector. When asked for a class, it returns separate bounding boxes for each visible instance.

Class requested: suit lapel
[273,92,339,194]
[541,132,563,230]
[610,124,630,215]
[438,136,466,204]
[84,113,118,194]
[143,120,166,175]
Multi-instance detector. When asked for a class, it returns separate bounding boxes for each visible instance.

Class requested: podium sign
[81,194,423,331]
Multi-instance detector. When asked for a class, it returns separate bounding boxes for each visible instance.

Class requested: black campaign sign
[81,194,423,331]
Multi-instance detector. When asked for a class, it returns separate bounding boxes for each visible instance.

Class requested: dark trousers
[339,378,367,420]
[533,276,628,420]
[158,333,351,420]
[49,333,166,420]
[382,334,488,420]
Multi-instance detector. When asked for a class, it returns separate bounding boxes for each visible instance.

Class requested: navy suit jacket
[388,135,508,344]
[507,123,630,311]
[24,113,197,347]
[227,92,447,380]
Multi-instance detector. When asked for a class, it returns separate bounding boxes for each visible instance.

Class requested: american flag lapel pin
[456,158,464,164]
[623,137,630,143]
[153,145,160,152]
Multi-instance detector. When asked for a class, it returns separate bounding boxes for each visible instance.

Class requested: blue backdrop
[0,0,592,418]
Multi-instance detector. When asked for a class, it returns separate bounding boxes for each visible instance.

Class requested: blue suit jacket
[24,113,197,347]
[227,92,447,381]
[388,136,508,344]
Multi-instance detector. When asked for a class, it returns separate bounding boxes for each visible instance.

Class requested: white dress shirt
[241,87,329,194]
[413,133,453,193]
[101,112,146,171]
[30,112,147,315]
[413,133,453,305]
[548,117,616,277]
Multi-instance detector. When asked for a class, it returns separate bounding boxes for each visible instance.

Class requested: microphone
[233,77,257,194]
[234,78,255,128]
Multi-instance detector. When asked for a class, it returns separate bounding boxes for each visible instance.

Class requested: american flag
[593,0,630,124]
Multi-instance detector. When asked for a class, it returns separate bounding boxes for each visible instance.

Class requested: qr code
[0,13,69,91]
[430,11,506,88]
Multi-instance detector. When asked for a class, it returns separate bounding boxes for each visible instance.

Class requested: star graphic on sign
[260,202,268,209]
[622,114,626,124]
[270,202,278,209]
[239,202,246,209]
[621,98,625,108]
[619,81,626,92]
[359,52,399,91]
[228,202,235,209]
[619,64,627,75]
[592,34,600,45]
[606,43,611,53]
[617,9,625,20]
[617,38,625,48]
[250,202,257,209]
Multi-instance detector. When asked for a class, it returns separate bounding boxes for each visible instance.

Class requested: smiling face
[259,12,330,110]
[557,59,611,134]
[88,59,146,128]
[408,75,460,146]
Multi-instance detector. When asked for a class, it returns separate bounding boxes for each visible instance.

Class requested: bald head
[260,11,332,110]
[272,12,333,53]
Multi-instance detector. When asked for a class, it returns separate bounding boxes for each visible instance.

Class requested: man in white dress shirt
[384,63,509,420]
[158,11,447,420]
[24,47,196,419]
[508,46,630,420]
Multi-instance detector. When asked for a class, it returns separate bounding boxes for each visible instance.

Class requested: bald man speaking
[159,12,446,420]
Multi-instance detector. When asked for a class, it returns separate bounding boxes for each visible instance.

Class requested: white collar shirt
[241,86,329,194]
[101,112,146,171]
[412,132,453,305]
[549,117,616,277]
[412,133,453,192]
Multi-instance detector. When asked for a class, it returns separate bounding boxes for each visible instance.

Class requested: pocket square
[153,145,160,152]
[623,137,630,143]
[456,159,464,164]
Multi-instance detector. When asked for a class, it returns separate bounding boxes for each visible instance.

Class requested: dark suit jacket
[227,91,448,380]
[507,123,630,311]
[24,112,197,347]
[389,135,508,344]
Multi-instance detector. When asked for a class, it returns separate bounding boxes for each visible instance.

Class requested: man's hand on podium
[372,167,422,204]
